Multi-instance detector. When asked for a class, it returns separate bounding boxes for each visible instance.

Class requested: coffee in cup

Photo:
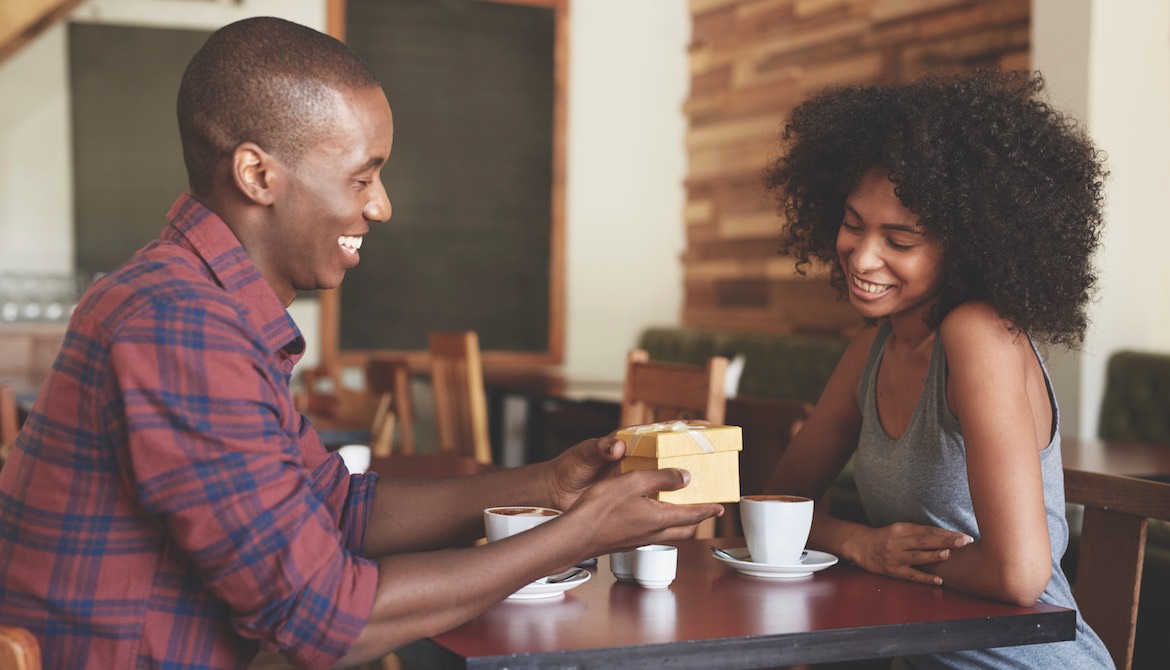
[483,506,562,542]
[739,494,813,565]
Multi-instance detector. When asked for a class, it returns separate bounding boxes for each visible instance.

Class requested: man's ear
[232,142,278,206]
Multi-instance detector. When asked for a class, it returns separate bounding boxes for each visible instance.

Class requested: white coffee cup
[609,549,637,582]
[633,544,678,589]
[337,444,371,474]
[483,506,562,542]
[739,494,814,565]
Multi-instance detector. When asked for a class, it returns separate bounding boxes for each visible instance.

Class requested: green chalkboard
[337,0,563,361]
[69,23,210,275]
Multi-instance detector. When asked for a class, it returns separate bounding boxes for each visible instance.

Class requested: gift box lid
[616,422,742,458]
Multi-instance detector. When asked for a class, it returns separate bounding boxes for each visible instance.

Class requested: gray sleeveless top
[854,321,1113,669]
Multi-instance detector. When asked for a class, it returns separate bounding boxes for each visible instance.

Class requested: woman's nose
[851,235,884,272]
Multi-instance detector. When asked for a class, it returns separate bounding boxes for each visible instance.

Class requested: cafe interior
[2,1,1169,669]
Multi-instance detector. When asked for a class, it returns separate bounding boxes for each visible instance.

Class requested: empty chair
[620,349,728,427]
[365,358,416,457]
[620,349,728,538]
[428,331,492,465]
[1064,469,1170,669]
[719,396,812,538]
[0,626,40,670]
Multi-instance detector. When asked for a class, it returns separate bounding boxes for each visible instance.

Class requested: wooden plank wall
[683,0,1030,335]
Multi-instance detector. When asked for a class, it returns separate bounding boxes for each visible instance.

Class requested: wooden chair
[620,349,728,427]
[365,358,416,457]
[0,626,40,670]
[1,384,20,464]
[1064,468,1170,669]
[428,331,492,465]
[719,396,812,538]
[620,349,728,538]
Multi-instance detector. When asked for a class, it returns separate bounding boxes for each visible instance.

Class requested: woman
[763,70,1113,668]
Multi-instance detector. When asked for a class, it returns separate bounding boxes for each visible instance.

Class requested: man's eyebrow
[359,156,385,171]
[843,203,924,234]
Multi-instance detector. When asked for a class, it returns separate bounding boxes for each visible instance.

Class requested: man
[0,17,720,669]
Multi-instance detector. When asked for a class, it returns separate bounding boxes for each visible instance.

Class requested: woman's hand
[844,522,974,585]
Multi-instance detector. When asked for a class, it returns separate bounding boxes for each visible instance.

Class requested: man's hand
[543,432,627,512]
[561,466,724,554]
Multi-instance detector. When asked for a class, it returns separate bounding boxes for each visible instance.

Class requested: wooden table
[395,539,1075,669]
[481,370,624,464]
[1061,435,1170,481]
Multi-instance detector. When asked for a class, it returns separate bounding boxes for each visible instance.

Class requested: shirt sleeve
[110,299,377,669]
[297,417,380,556]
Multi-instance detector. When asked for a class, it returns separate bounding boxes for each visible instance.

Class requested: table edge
[396,607,1076,670]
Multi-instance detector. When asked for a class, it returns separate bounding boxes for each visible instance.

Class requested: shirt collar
[164,194,306,359]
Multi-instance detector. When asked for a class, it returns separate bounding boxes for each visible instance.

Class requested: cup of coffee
[739,494,813,565]
[483,506,562,542]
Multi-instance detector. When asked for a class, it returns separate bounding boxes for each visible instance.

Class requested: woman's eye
[841,220,862,232]
[887,239,915,251]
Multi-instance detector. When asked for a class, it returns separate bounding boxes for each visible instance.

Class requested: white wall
[0,22,72,274]
[563,0,690,379]
[0,0,689,381]
[1033,0,1170,437]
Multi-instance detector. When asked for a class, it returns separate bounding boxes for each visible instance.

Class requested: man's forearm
[362,461,557,557]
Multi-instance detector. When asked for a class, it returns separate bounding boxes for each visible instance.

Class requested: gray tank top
[854,321,1113,669]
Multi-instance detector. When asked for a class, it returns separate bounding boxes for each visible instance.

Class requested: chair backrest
[620,349,728,428]
[1,385,19,462]
[1064,468,1170,670]
[620,350,728,539]
[365,358,416,457]
[0,626,40,670]
[428,331,492,465]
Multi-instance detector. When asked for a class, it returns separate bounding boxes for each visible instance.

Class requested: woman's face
[835,168,945,323]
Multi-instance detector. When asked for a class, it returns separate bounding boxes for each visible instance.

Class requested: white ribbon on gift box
[630,420,716,454]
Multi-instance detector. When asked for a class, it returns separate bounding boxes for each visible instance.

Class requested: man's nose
[365,182,391,223]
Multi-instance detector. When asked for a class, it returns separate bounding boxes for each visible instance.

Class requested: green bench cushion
[637,326,849,404]
[1098,350,1170,444]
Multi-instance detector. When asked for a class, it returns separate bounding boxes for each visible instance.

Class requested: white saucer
[711,546,838,579]
[506,568,591,600]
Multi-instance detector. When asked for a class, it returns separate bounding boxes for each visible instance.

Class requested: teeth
[853,275,890,294]
[338,236,363,255]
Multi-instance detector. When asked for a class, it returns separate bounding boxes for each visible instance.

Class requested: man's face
[264,86,394,304]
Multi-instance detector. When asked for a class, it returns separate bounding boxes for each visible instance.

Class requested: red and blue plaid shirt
[0,195,379,669]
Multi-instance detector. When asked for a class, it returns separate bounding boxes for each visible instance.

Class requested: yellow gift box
[617,422,742,504]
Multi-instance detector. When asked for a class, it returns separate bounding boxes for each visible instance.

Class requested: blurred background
[2,0,1168,440]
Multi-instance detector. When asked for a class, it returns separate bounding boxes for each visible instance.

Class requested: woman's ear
[232,142,278,206]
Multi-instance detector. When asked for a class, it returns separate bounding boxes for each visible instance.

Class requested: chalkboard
[70,23,211,275]
[330,0,565,366]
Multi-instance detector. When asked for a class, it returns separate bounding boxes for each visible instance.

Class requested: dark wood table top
[396,538,1074,669]
[1060,435,1170,479]
[481,369,625,405]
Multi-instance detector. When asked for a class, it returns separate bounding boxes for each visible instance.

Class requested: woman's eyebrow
[843,203,923,234]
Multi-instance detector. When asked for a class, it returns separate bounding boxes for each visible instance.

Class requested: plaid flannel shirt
[0,195,379,669]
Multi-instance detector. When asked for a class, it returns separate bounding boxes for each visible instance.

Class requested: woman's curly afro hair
[766,70,1107,348]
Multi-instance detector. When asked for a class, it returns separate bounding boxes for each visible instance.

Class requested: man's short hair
[177,16,381,196]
